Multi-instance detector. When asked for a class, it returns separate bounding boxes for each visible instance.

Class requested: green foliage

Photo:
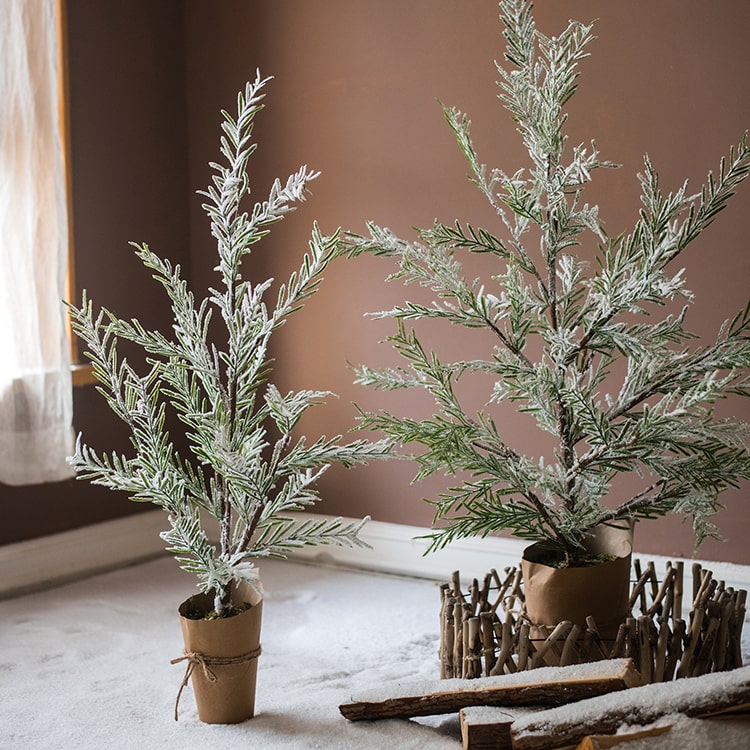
[344,0,750,559]
[67,73,391,614]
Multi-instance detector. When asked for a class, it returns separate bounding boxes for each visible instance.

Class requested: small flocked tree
[345,0,750,564]
[68,73,391,616]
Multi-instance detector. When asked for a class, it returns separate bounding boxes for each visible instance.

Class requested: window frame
[58,0,94,387]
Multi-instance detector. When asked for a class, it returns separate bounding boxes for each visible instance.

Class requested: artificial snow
[0,556,462,749]
[1,555,748,749]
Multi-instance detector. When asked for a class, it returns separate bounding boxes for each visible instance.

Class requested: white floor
[0,555,462,749]
[2,554,749,749]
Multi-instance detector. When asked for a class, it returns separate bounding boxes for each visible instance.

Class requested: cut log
[339,658,642,722]
[510,665,750,750]
[577,715,750,750]
[575,725,671,749]
[459,706,538,750]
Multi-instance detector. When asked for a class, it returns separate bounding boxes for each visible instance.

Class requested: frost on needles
[67,72,392,616]
[344,0,750,563]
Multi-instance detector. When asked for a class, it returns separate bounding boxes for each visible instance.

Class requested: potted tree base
[173,584,263,723]
[439,559,747,682]
[522,523,633,662]
[344,0,750,647]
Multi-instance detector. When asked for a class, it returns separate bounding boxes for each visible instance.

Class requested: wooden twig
[663,619,685,682]
[453,600,465,676]
[677,606,705,679]
[530,621,571,668]
[439,586,454,679]
[673,561,684,620]
[490,611,516,676]
[637,615,654,683]
[646,566,675,617]
[584,617,610,662]
[452,570,467,603]
[517,620,531,672]
[731,589,747,669]
[464,616,482,679]
[560,623,583,666]
[653,616,670,682]
[480,611,497,677]
[438,561,746,685]
[629,559,649,614]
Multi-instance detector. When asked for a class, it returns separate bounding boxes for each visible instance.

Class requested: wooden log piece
[575,724,672,749]
[338,658,643,722]
[460,706,538,750]
[464,701,750,750]
[509,664,750,750]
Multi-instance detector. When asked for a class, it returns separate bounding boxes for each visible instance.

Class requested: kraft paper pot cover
[176,582,263,724]
[522,523,633,647]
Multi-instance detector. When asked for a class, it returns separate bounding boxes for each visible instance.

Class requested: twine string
[170,646,262,721]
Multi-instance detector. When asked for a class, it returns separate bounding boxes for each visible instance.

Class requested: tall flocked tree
[345,0,750,563]
[68,73,391,615]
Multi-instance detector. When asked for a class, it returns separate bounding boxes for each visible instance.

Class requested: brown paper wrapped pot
[521,523,633,650]
[177,583,263,724]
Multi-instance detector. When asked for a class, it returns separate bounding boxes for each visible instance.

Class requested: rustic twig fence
[439,560,746,682]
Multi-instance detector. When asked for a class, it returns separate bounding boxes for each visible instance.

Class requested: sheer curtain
[0,0,74,485]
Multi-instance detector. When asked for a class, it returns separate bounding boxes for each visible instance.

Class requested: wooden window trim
[58,0,94,387]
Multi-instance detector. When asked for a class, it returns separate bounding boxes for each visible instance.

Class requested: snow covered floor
[0,556,462,749]
[1,555,748,749]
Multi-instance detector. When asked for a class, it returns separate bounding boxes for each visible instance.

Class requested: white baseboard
[0,511,167,599]
[2,509,750,599]
[288,513,750,596]
[287,512,529,582]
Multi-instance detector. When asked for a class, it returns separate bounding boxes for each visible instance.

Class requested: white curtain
[0,0,74,485]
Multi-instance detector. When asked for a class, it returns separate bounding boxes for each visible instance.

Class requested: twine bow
[170,646,262,721]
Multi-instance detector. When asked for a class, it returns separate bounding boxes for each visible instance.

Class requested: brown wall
[4,1,748,565]
[183,0,750,564]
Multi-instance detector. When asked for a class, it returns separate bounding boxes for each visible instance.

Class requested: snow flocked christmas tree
[67,72,392,619]
[344,0,750,567]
